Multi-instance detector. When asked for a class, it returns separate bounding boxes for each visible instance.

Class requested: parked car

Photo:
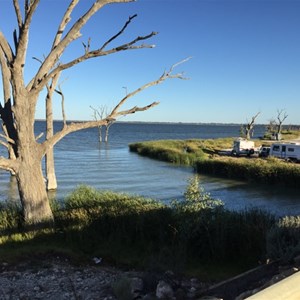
[258,146,270,157]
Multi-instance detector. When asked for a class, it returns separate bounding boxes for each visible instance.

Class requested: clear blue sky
[1,0,300,124]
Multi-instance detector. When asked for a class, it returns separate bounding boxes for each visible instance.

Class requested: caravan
[269,143,300,162]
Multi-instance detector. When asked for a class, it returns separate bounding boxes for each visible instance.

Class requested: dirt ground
[0,254,299,300]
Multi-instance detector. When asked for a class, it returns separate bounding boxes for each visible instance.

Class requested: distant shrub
[195,157,300,188]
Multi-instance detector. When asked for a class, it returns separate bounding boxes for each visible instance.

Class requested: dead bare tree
[44,75,60,191]
[276,109,288,140]
[264,118,277,139]
[244,112,260,140]
[0,1,188,225]
[90,105,110,143]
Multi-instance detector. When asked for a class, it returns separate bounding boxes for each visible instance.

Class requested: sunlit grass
[0,184,283,280]
[130,138,300,188]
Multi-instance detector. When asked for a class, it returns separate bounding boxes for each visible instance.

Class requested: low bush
[0,184,279,278]
[195,156,300,187]
[267,216,300,261]
[57,184,276,273]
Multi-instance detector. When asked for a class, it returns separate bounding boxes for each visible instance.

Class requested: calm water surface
[0,122,299,216]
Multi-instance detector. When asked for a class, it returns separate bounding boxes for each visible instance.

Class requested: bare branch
[55,85,67,126]
[247,111,260,128]
[43,31,157,85]
[13,0,23,28]
[0,140,8,149]
[0,48,12,103]
[14,0,40,67]
[32,0,135,90]
[168,57,192,75]
[32,56,43,64]
[25,0,39,18]
[0,32,14,62]
[39,58,189,155]
[110,57,191,117]
[52,0,80,49]
[35,132,44,141]
[90,105,108,120]
[0,133,15,145]
[0,156,17,173]
[277,109,288,124]
[30,5,154,91]
[116,102,160,116]
[100,14,137,51]
[82,38,91,54]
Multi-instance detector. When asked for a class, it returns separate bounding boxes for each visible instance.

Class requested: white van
[269,143,300,162]
[232,138,256,156]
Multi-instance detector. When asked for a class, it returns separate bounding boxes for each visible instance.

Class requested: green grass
[129,138,235,165]
[196,156,300,187]
[0,184,281,281]
[130,138,300,188]
[263,129,300,141]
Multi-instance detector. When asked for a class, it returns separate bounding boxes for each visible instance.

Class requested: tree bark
[45,147,57,190]
[11,86,54,224]
[16,158,53,224]
[45,76,59,191]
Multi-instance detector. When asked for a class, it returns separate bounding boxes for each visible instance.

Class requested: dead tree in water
[90,105,111,143]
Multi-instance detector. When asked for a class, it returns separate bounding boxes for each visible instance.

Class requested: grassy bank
[129,138,300,188]
[263,128,300,140]
[0,184,287,280]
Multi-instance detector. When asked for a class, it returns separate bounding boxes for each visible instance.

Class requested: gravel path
[0,257,123,300]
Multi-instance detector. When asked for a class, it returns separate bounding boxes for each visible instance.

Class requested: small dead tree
[244,112,260,140]
[276,109,288,140]
[90,105,110,143]
[265,118,277,139]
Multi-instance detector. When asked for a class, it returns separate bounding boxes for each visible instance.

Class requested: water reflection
[200,175,300,216]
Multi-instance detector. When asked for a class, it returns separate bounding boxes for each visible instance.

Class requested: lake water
[0,122,299,216]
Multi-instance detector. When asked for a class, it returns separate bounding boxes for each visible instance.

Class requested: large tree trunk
[12,89,54,225]
[16,158,54,224]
